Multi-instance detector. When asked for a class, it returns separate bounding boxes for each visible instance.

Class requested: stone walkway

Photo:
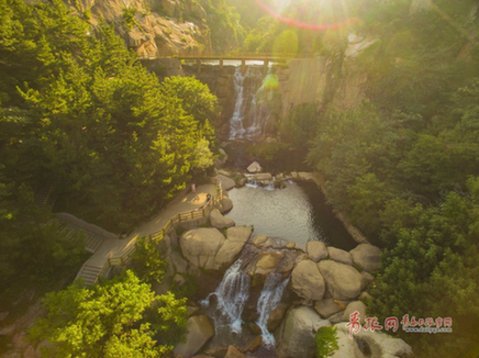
[76,183,218,284]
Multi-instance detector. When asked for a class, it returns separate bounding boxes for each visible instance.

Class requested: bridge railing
[139,53,307,61]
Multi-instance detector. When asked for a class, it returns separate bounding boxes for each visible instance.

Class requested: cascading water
[229,67,247,140]
[201,259,251,334]
[256,273,290,347]
[228,66,275,141]
[245,67,274,139]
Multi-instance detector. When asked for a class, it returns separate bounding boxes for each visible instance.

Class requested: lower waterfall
[256,273,290,347]
[202,254,290,349]
[201,259,251,334]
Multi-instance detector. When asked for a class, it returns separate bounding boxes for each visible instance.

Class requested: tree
[130,237,167,286]
[30,270,187,357]
[161,75,218,145]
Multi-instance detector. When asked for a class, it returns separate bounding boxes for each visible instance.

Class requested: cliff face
[71,0,212,57]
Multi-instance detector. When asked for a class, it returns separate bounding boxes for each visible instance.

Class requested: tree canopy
[30,270,188,357]
[0,0,217,307]
[306,1,479,356]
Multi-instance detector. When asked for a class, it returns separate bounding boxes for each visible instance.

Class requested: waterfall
[202,259,251,334]
[229,66,275,141]
[229,67,247,140]
[256,273,290,347]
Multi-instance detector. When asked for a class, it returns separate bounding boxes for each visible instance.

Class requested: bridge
[176,54,291,67]
[140,53,299,67]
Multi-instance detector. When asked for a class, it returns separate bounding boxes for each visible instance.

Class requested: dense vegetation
[303,1,479,356]
[30,270,187,357]
[0,0,216,314]
[229,0,352,56]
[2,0,479,356]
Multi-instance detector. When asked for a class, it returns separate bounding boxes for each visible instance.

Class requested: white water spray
[229,67,247,140]
[256,273,290,347]
[202,259,251,334]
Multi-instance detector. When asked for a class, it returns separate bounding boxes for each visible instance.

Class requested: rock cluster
[180,226,252,271]
[169,173,410,358]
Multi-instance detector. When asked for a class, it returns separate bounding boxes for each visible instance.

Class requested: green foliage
[161,76,218,145]
[315,326,339,358]
[121,8,137,29]
[272,29,299,56]
[0,0,219,311]
[239,0,350,56]
[280,103,319,149]
[246,141,289,167]
[130,237,167,286]
[306,2,479,356]
[199,0,245,53]
[30,270,187,357]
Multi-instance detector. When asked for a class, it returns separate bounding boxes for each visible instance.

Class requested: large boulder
[248,173,273,181]
[209,208,235,229]
[291,260,326,301]
[252,252,283,276]
[214,226,252,268]
[314,298,344,318]
[360,331,413,357]
[247,161,262,173]
[350,244,382,272]
[342,301,367,322]
[331,328,365,358]
[318,260,362,300]
[226,225,253,243]
[180,228,225,270]
[252,235,274,248]
[360,271,374,291]
[328,311,347,324]
[170,251,189,274]
[277,306,330,358]
[334,323,413,358]
[218,174,236,191]
[328,247,353,265]
[219,196,233,214]
[174,315,214,357]
[306,241,328,262]
[224,345,246,358]
[268,303,289,331]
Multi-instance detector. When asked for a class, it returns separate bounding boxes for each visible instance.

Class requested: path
[76,183,218,285]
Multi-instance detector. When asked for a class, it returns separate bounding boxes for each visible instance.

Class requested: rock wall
[176,50,368,141]
[71,0,212,57]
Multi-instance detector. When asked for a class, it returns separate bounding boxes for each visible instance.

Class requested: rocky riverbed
[159,174,413,358]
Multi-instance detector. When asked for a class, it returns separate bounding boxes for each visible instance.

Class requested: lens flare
[254,0,356,31]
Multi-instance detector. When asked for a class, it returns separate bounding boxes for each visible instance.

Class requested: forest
[1,0,479,357]
[0,0,216,327]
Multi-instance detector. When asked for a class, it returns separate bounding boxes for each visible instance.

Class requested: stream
[201,62,357,354]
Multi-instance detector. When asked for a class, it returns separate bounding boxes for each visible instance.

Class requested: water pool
[226,180,357,250]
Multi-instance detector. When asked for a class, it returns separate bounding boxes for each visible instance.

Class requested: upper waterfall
[229,67,247,140]
[228,66,277,141]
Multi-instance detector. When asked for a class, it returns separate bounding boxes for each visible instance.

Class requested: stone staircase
[75,264,107,286]
[83,233,104,253]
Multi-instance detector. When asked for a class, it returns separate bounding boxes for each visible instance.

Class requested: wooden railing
[76,181,224,284]
[107,181,224,267]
